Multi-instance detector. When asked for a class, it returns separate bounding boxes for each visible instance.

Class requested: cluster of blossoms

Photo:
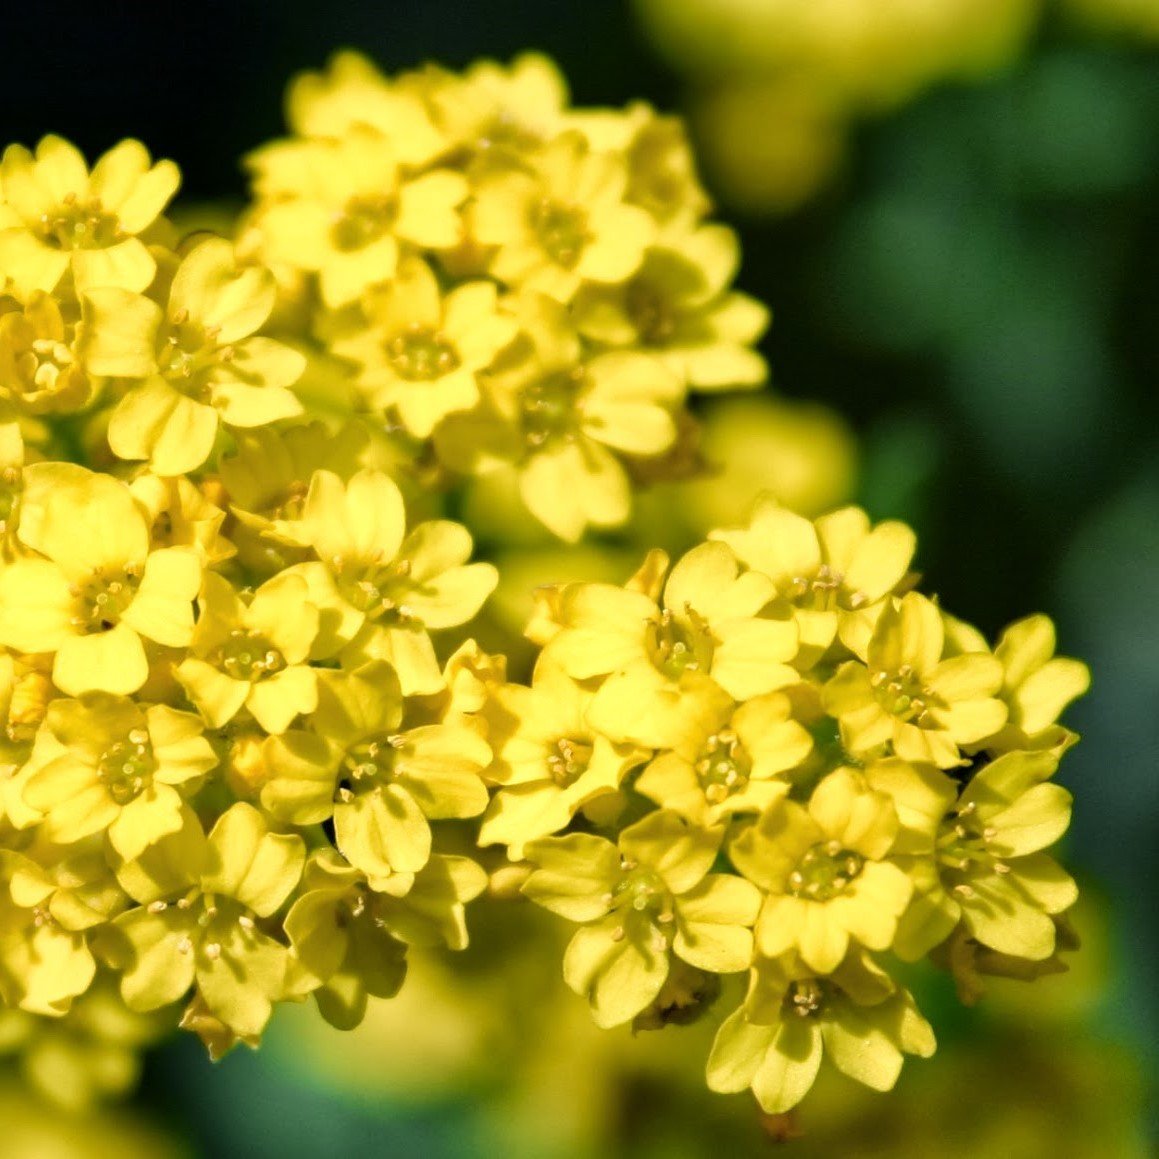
[0,53,1088,1121]
[241,51,767,540]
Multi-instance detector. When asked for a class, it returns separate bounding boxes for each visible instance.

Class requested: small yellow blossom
[0,136,178,297]
[0,292,92,417]
[572,223,768,391]
[471,130,657,302]
[712,497,915,664]
[438,294,683,541]
[522,811,760,1027]
[262,661,490,878]
[247,132,468,308]
[100,804,305,1039]
[706,950,935,1113]
[870,751,1078,961]
[478,655,647,856]
[823,592,1007,767]
[635,691,812,823]
[548,542,798,746]
[20,693,217,860]
[988,614,1091,754]
[0,468,202,695]
[82,237,305,475]
[730,767,913,973]
[287,466,497,694]
[330,256,519,436]
[175,571,320,734]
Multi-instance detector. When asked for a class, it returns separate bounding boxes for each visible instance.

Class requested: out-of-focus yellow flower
[0,136,178,297]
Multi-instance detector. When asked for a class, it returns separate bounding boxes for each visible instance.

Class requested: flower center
[332,193,398,252]
[788,841,865,901]
[783,979,826,1019]
[546,736,592,787]
[39,195,121,250]
[870,664,933,725]
[612,866,670,917]
[694,728,751,804]
[781,564,860,612]
[335,558,417,625]
[646,607,712,680]
[342,736,400,785]
[76,566,141,632]
[218,630,285,681]
[387,325,460,382]
[98,728,156,805]
[25,337,76,393]
[935,800,1009,885]
[520,369,582,447]
[532,198,589,269]
[625,278,677,345]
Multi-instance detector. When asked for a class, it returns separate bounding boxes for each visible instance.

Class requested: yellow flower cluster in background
[0,53,1087,1122]
[241,51,768,541]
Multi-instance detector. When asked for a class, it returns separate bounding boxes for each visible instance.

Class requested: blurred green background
[0,1,1155,1154]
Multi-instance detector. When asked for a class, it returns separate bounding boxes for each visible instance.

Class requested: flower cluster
[0,53,1088,1124]
[512,497,1087,1111]
[242,51,767,541]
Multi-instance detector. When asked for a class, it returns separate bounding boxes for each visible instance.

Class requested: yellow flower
[0,136,178,297]
[0,291,93,417]
[635,691,812,824]
[547,542,798,747]
[870,751,1078,961]
[128,473,235,567]
[572,222,768,391]
[175,571,320,734]
[470,130,657,302]
[330,256,519,436]
[421,52,569,156]
[0,840,123,1015]
[730,767,913,973]
[823,592,1007,767]
[247,132,468,307]
[438,294,684,541]
[287,467,496,695]
[99,803,305,1039]
[261,661,490,879]
[0,467,202,695]
[284,51,448,167]
[217,419,373,567]
[988,614,1090,754]
[706,950,935,1113]
[711,497,915,665]
[477,654,647,857]
[522,810,760,1027]
[82,237,305,475]
[20,693,217,860]
[284,847,486,1028]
